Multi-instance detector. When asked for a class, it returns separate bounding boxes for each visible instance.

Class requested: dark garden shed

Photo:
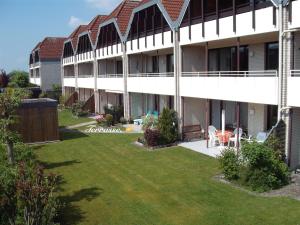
[17,98,59,143]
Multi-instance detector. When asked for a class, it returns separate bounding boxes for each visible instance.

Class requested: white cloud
[68,16,88,28]
[85,0,120,12]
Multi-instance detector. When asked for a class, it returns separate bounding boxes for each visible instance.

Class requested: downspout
[278,3,283,120]
[61,58,65,96]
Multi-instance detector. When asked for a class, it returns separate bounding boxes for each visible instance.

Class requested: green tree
[0,88,29,164]
[0,69,9,88]
[8,70,29,88]
[158,108,178,144]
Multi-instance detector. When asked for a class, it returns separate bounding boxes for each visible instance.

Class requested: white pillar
[173,29,183,137]
[93,50,100,113]
[122,42,130,120]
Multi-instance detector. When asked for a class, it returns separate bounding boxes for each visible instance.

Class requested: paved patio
[179,140,226,158]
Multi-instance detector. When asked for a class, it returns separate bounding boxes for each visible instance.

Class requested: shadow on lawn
[60,130,89,141]
[40,159,81,170]
[57,187,103,225]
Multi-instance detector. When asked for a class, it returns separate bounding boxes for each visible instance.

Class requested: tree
[0,69,9,88]
[0,88,29,164]
[158,108,178,144]
[8,70,29,88]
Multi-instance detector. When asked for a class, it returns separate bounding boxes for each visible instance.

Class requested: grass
[58,109,94,127]
[36,132,300,225]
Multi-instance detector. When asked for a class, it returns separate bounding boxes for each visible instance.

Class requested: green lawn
[36,132,300,225]
[58,109,94,127]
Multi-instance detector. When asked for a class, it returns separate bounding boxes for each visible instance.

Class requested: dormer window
[77,34,92,54]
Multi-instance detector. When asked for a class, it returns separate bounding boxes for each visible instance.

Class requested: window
[266,42,279,70]
[209,46,248,72]
[167,54,174,73]
[152,56,159,73]
[116,61,123,74]
[267,105,278,130]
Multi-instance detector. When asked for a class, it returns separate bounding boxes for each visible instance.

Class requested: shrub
[0,69,9,88]
[264,134,286,162]
[104,105,124,124]
[144,128,161,147]
[218,148,240,180]
[39,92,47,98]
[120,117,127,124]
[95,114,107,127]
[8,70,30,88]
[105,114,114,127]
[142,115,158,130]
[241,141,290,192]
[158,108,178,145]
[71,102,88,117]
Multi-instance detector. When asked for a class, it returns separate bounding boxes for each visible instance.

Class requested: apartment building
[29,37,66,91]
[58,0,300,168]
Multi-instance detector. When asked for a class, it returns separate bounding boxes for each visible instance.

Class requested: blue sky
[0,0,120,73]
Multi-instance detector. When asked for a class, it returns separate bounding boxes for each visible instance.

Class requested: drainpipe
[278,3,283,120]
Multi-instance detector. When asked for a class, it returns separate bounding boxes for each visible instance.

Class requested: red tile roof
[38,37,66,60]
[104,0,141,35]
[161,0,185,21]
[86,15,107,45]
[137,0,184,22]
[68,25,88,50]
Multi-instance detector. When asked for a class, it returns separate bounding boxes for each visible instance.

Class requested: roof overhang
[124,0,176,41]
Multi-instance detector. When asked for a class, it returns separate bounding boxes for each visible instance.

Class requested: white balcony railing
[291,70,300,77]
[182,70,277,77]
[98,74,123,78]
[78,74,94,78]
[129,72,174,77]
[63,56,75,65]
[180,70,278,105]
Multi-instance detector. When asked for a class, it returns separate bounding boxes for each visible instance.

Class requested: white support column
[93,50,100,113]
[173,29,183,138]
[61,59,65,96]
[74,55,79,93]
[122,42,130,120]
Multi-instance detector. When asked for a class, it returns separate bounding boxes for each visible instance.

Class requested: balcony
[180,6,277,46]
[78,75,94,89]
[289,0,300,29]
[76,51,94,63]
[63,56,75,65]
[288,70,300,107]
[180,70,278,105]
[127,73,175,95]
[96,44,123,60]
[64,76,76,88]
[126,31,173,55]
[97,74,124,93]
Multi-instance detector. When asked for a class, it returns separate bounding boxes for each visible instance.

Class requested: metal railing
[64,75,75,78]
[181,70,278,77]
[291,70,300,77]
[129,72,174,77]
[78,75,94,78]
[98,74,123,78]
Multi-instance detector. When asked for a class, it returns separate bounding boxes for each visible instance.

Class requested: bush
[264,134,286,162]
[218,148,240,180]
[158,108,178,145]
[142,115,158,130]
[144,128,161,147]
[39,92,47,98]
[104,105,124,124]
[71,102,88,117]
[241,141,290,192]
[105,114,114,127]
[8,70,30,88]
[0,69,9,88]
[95,114,107,127]
[0,144,59,225]
[120,117,127,124]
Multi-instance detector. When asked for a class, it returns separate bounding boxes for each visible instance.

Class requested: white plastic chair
[256,132,268,143]
[208,126,219,147]
[228,128,243,148]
